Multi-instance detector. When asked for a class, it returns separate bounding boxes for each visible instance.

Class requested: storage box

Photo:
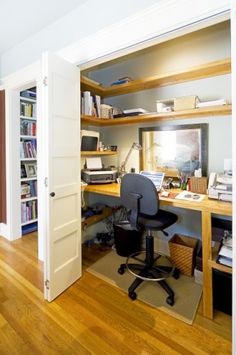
[156,98,174,113]
[174,95,198,111]
[194,268,203,285]
[168,234,198,276]
[189,177,208,194]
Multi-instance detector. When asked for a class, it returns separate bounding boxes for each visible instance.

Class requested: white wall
[0,0,158,79]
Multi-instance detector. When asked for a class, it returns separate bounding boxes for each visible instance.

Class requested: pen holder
[180,182,187,190]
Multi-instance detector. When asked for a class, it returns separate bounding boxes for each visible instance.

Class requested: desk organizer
[169,234,198,276]
[189,177,208,194]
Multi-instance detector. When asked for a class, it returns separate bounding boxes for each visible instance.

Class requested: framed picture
[139,124,208,177]
[21,164,27,178]
[25,163,37,178]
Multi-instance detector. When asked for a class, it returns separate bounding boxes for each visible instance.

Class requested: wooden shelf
[20,158,37,161]
[82,206,112,229]
[81,104,232,126]
[209,242,232,274]
[208,259,232,274]
[81,58,231,98]
[21,218,38,226]
[81,75,104,96]
[20,115,36,121]
[21,177,37,182]
[20,96,36,103]
[81,150,118,156]
[20,135,36,139]
[21,196,37,202]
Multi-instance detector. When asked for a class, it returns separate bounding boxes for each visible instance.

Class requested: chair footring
[117,250,177,305]
[124,251,175,281]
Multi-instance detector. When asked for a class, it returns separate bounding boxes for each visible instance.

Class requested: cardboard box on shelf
[174,95,199,111]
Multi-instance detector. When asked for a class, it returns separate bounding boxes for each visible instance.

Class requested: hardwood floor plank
[0,234,232,354]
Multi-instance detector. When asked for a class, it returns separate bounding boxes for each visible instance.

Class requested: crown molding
[58,0,230,69]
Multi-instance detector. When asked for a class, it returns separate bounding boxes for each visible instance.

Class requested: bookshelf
[81,105,232,126]
[20,88,38,235]
[81,58,231,126]
[81,58,231,98]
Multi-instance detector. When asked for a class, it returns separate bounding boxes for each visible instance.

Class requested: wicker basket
[189,177,208,194]
[169,234,198,276]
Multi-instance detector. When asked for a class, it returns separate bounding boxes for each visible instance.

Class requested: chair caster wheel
[166,295,174,306]
[129,291,137,300]
[118,266,125,275]
[173,268,180,279]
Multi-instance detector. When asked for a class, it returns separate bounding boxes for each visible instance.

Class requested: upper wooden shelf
[81,58,231,98]
[81,104,232,126]
[81,150,118,156]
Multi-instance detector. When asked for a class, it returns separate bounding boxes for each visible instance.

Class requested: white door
[42,52,81,301]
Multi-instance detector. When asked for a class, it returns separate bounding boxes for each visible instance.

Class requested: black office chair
[118,173,179,306]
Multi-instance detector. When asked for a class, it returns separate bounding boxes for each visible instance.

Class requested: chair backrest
[121,173,159,229]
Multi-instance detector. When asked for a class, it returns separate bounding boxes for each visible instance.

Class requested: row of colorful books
[20,140,37,159]
[20,89,36,99]
[20,102,36,118]
[81,91,101,117]
[20,120,36,136]
[21,200,37,223]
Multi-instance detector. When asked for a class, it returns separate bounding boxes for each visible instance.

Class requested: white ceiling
[0,0,88,54]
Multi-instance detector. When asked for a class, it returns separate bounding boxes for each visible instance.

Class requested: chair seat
[138,209,178,231]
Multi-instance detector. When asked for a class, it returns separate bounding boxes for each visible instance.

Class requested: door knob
[50,192,55,197]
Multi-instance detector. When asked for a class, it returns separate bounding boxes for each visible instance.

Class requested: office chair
[118,173,179,306]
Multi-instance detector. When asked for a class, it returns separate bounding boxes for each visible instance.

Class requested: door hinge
[44,177,48,187]
[43,76,48,86]
[45,280,50,290]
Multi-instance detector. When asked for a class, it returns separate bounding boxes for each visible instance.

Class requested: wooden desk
[85,183,232,319]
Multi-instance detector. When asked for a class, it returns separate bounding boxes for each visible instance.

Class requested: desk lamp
[119,142,142,176]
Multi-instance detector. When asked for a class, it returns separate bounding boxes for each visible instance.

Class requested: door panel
[42,52,81,301]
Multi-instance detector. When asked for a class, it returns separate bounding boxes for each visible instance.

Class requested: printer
[208,172,232,202]
[82,157,117,184]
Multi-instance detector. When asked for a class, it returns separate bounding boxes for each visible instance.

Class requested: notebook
[139,171,165,191]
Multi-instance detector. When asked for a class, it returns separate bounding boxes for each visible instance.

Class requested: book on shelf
[20,89,36,99]
[21,183,31,199]
[21,180,37,199]
[123,108,148,116]
[21,200,37,223]
[20,101,36,118]
[216,233,232,267]
[20,140,37,159]
[111,76,133,86]
[81,91,102,118]
[20,120,36,136]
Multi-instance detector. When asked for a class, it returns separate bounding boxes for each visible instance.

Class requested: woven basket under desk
[168,234,198,276]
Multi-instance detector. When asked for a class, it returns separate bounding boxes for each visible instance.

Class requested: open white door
[42,52,81,301]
